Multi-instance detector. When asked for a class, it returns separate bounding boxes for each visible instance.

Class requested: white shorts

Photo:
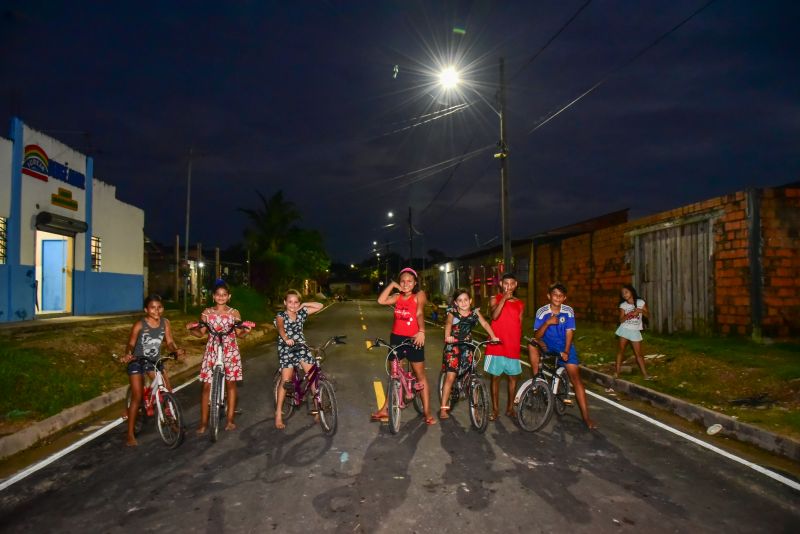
[616,325,643,342]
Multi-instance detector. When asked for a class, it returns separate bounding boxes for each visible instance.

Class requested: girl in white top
[615,285,651,380]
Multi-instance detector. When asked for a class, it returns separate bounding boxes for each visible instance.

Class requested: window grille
[91,236,102,272]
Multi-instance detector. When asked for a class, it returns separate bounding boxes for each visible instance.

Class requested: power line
[511,0,594,82]
[374,103,472,139]
[355,143,495,191]
[417,1,594,220]
[527,0,718,135]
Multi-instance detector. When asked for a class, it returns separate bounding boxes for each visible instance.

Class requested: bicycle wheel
[517,378,554,432]
[317,380,338,436]
[156,391,185,448]
[468,379,489,433]
[554,370,572,416]
[387,378,402,434]
[209,368,224,442]
[125,386,145,435]
[273,370,296,421]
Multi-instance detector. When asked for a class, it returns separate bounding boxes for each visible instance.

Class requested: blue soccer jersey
[533,304,578,359]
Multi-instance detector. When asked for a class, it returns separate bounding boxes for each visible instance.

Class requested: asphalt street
[0,301,797,533]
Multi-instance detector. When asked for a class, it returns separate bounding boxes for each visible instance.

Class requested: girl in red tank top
[372,268,436,425]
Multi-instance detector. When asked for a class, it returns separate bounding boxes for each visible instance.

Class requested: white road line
[424,319,800,492]
[0,303,342,491]
[588,392,800,492]
[0,376,199,492]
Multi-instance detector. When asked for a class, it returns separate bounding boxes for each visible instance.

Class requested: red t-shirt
[485,294,524,359]
[392,293,419,337]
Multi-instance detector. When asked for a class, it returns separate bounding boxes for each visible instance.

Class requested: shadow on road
[312,419,427,533]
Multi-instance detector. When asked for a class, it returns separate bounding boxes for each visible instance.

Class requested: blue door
[42,240,66,311]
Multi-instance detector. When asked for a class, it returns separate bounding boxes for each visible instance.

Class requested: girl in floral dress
[188,281,250,433]
[439,289,499,420]
[274,290,324,429]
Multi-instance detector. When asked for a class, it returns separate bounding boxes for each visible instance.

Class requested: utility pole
[183,148,193,313]
[497,57,512,272]
[174,235,180,302]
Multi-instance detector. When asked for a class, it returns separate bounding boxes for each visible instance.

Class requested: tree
[239,190,329,299]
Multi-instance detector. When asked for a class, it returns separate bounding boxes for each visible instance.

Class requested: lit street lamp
[438,61,512,272]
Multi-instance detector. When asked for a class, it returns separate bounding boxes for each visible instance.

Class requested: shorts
[616,325,643,342]
[389,333,425,363]
[127,359,164,376]
[484,355,522,376]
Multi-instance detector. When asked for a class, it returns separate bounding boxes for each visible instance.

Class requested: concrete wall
[91,179,143,275]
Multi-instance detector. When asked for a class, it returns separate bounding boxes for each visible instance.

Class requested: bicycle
[369,338,425,434]
[188,319,254,442]
[272,335,345,435]
[514,338,572,431]
[437,339,497,433]
[124,352,185,448]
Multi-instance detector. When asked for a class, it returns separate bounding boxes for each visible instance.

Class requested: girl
[371,267,436,425]
[274,290,324,429]
[439,289,500,420]
[121,294,184,447]
[187,281,250,433]
[615,285,651,380]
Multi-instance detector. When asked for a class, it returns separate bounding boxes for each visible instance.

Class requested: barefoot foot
[195,426,207,436]
[225,422,237,431]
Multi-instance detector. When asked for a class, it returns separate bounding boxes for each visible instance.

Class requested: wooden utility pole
[174,235,180,302]
[497,57,512,272]
[183,148,193,312]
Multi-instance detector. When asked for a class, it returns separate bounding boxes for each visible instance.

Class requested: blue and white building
[0,117,144,322]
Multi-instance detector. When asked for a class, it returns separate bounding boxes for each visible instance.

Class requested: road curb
[581,367,800,462]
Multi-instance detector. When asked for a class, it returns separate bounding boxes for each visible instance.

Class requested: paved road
[1,301,797,533]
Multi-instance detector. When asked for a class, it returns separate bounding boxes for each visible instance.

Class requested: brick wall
[761,186,800,337]
[527,185,799,338]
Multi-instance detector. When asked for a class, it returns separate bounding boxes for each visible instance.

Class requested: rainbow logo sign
[20,144,85,189]
[22,144,49,181]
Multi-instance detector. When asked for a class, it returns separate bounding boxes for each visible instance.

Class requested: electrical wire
[510,0,594,82]
[527,0,718,135]
[374,103,473,139]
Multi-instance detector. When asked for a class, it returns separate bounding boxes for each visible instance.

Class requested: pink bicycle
[370,338,424,434]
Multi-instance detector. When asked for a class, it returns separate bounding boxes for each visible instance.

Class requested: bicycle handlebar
[187,320,255,338]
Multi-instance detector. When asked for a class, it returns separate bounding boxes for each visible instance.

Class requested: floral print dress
[275,308,313,369]
[441,307,480,375]
[199,308,243,382]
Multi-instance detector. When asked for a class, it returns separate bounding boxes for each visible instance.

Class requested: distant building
[0,117,144,322]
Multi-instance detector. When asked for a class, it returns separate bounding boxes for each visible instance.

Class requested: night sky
[2,1,798,263]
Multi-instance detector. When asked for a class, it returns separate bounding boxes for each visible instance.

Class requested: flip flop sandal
[370,413,389,422]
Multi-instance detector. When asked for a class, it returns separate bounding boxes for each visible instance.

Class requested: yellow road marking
[365,340,373,349]
[362,324,367,331]
[373,380,385,410]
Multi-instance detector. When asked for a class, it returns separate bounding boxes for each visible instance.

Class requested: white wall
[0,137,11,218]
[92,178,144,276]
[19,124,88,268]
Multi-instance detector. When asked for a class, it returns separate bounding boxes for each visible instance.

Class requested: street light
[387,211,394,218]
[437,62,512,272]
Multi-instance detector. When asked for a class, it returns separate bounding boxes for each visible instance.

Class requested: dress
[199,308,243,382]
[441,307,480,374]
[275,308,313,369]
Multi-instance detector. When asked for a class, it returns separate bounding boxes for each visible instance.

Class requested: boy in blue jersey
[528,283,597,429]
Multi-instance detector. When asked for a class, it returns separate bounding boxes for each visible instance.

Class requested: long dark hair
[619,284,640,305]
[397,267,420,294]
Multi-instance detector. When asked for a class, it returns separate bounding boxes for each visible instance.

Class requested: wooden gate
[633,218,715,333]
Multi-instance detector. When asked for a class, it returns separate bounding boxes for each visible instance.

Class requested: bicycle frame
[444,340,489,398]
[385,341,422,409]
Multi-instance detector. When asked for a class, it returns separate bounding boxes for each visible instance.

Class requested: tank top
[485,295,524,359]
[133,318,166,361]
[392,293,419,337]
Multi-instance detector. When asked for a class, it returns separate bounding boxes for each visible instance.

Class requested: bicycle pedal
[562,399,574,406]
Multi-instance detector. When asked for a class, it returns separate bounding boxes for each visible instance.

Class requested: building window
[91,236,102,272]
[0,217,6,264]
